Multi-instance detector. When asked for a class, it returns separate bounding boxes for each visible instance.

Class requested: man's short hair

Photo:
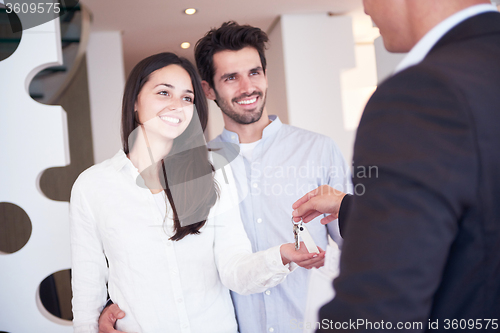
[195,21,269,89]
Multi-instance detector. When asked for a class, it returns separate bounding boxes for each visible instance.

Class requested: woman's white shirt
[70,150,292,333]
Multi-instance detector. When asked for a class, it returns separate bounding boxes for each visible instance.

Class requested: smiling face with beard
[214,87,267,125]
[205,46,269,127]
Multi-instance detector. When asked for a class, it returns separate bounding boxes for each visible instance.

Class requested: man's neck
[408,0,491,47]
[223,109,272,143]
[395,0,494,73]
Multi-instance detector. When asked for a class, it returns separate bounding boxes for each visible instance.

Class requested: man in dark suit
[293,0,500,331]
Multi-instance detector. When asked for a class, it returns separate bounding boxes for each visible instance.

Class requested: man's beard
[215,89,267,125]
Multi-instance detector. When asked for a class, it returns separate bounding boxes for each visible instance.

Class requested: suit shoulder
[376,62,466,102]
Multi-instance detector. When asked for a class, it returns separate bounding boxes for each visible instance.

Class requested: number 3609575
[444,319,498,330]
[5,3,61,14]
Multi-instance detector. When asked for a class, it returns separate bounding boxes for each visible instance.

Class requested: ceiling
[79,0,364,75]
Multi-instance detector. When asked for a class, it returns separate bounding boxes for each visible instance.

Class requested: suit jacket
[320,12,500,332]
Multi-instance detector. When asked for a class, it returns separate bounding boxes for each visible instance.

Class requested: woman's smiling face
[134,64,195,142]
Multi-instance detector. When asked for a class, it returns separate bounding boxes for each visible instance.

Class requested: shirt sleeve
[338,194,353,237]
[325,139,353,245]
[210,165,292,296]
[69,174,109,333]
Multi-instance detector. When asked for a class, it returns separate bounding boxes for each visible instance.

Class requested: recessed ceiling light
[181,42,191,49]
[184,8,197,15]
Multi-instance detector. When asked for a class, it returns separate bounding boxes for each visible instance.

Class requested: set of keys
[292,217,320,254]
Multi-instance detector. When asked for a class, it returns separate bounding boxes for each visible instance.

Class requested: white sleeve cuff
[288,261,299,272]
[265,245,293,275]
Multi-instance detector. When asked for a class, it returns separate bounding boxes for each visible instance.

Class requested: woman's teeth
[237,97,257,105]
[160,116,180,124]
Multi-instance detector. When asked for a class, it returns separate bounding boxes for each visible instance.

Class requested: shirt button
[269,328,275,332]
[252,183,258,188]
[231,135,236,140]
[177,298,183,303]
[265,290,271,296]
[166,242,172,247]
[272,260,277,266]
[256,218,262,224]
[183,324,189,329]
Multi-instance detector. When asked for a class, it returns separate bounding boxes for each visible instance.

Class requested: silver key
[292,217,301,250]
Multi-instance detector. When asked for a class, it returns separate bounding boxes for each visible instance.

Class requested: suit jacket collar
[430,11,500,55]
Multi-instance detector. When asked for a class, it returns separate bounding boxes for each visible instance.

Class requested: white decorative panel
[0,16,72,332]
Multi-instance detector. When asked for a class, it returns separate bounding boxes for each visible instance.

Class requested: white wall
[271,14,357,163]
[266,19,289,125]
[86,31,126,163]
[340,9,379,133]
[206,99,225,141]
[340,44,377,132]
[374,37,406,84]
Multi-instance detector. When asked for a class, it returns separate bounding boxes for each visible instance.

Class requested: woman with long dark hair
[70,52,323,332]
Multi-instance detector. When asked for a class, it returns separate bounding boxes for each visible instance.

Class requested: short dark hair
[121,52,218,241]
[195,21,269,88]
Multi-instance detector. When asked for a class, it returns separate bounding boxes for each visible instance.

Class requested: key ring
[291,216,302,226]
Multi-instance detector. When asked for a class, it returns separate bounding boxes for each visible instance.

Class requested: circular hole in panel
[0,6,22,62]
[0,202,32,254]
[38,269,73,321]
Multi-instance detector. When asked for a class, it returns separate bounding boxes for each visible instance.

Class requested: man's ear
[201,80,216,101]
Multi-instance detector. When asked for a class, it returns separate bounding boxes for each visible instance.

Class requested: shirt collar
[394,4,497,74]
[110,149,128,170]
[110,149,140,177]
[219,115,283,144]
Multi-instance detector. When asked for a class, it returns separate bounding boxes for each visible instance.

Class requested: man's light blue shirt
[210,115,351,333]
